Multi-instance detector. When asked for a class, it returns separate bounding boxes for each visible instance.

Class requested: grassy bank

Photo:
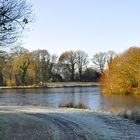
[0,85,42,89]
[43,82,100,88]
[0,82,100,89]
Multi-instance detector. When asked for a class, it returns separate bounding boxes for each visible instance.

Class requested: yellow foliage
[6,79,16,86]
[101,47,140,94]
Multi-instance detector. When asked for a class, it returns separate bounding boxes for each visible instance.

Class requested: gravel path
[0,106,140,140]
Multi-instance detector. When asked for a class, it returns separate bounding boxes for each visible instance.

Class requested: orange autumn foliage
[101,47,140,94]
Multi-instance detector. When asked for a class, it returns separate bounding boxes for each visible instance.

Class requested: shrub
[59,102,88,109]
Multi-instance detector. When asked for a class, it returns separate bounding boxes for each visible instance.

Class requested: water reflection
[0,87,140,110]
[99,94,140,110]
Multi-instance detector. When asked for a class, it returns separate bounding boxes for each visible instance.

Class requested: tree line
[0,46,116,86]
[0,0,117,87]
[0,1,139,94]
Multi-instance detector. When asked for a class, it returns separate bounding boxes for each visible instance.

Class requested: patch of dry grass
[59,102,88,109]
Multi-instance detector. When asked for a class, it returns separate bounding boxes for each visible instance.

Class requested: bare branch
[0,0,33,46]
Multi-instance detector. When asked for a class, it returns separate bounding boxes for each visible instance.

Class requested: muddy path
[0,107,140,140]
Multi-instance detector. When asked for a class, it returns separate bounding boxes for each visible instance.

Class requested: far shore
[0,82,100,89]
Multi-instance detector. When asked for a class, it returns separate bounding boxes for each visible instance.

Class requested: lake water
[0,87,140,111]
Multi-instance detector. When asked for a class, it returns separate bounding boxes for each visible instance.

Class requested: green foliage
[19,59,30,85]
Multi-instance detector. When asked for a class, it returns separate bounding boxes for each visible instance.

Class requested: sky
[23,0,140,58]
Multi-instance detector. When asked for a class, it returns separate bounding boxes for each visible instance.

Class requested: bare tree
[59,51,77,81]
[92,52,107,74]
[0,0,33,46]
[106,50,117,67]
[30,49,51,83]
[75,50,88,81]
[10,45,29,57]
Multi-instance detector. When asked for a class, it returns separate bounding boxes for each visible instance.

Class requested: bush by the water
[101,47,140,94]
[59,102,88,109]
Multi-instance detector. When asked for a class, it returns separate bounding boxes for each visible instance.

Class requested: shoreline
[0,82,100,89]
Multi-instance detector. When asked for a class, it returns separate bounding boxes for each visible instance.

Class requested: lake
[0,87,140,111]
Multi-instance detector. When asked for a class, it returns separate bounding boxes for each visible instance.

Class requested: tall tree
[2,46,29,86]
[13,52,31,85]
[106,50,117,67]
[75,50,88,81]
[19,54,30,85]
[59,51,77,81]
[0,0,33,46]
[92,52,107,74]
[30,49,50,83]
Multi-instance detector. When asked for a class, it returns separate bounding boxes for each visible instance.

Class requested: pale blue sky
[24,0,140,57]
